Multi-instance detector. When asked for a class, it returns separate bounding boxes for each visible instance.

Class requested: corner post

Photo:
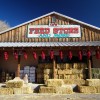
[16,55,21,77]
[88,59,92,79]
[53,58,56,79]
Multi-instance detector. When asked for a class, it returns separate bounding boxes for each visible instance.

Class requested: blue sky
[0,0,100,28]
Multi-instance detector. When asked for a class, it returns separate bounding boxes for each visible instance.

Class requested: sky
[0,0,100,28]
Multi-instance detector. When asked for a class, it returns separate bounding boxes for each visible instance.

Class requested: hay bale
[65,64,72,69]
[22,85,33,94]
[57,64,61,69]
[58,69,72,75]
[55,85,73,94]
[57,64,68,69]
[64,74,80,79]
[39,86,55,93]
[13,85,33,94]
[73,63,87,69]
[58,74,64,79]
[39,85,73,94]
[58,70,63,74]
[13,88,23,94]
[70,74,79,79]
[64,75,70,79]
[44,74,49,80]
[63,79,85,85]
[73,63,80,69]
[44,69,52,74]
[0,88,13,95]
[86,79,100,86]
[95,86,100,93]
[54,75,58,79]
[46,79,64,87]
[79,74,86,79]
[78,86,96,93]
[6,77,24,88]
[63,69,72,74]
[64,64,70,69]
[72,69,83,74]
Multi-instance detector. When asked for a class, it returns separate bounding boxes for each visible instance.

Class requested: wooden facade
[0,13,99,43]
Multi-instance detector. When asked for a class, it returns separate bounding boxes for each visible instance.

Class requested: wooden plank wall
[0,14,99,42]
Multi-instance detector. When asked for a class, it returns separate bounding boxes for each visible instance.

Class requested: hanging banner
[27,25,81,38]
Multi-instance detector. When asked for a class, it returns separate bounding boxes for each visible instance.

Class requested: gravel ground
[0,93,100,100]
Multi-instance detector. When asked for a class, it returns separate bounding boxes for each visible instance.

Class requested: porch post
[53,58,56,79]
[88,59,92,79]
[16,55,21,77]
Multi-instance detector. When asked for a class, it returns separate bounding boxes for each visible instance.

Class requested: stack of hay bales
[57,63,86,80]
[0,77,33,95]
[57,63,72,79]
[78,79,100,93]
[57,63,72,70]
[78,86,97,93]
[39,79,73,94]
[13,84,33,94]
[71,63,86,79]
[37,63,86,83]
[6,77,24,88]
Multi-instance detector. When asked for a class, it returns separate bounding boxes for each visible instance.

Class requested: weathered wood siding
[0,14,99,42]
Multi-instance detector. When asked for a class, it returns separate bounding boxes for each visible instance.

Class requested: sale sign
[27,24,81,38]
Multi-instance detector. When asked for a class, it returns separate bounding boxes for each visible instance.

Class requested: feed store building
[0,11,100,83]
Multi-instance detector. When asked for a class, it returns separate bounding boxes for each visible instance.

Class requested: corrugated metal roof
[0,41,99,47]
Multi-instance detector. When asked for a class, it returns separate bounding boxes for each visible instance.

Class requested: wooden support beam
[53,59,56,79]
[16,55,21,77]
[88,59,92,79]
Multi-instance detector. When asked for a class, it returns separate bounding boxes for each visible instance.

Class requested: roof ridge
[54,11,100,30]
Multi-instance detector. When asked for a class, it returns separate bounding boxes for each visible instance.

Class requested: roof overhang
[0,41,99,47]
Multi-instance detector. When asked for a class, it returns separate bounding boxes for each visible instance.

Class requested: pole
[88,59,92,79]
[16,55,21,77]
[53,59,56,79]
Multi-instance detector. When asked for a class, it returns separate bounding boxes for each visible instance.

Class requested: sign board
[27,24,81,38]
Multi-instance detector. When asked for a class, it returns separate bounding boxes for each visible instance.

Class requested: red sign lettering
[53,28,79,34]
[29,28,50,34]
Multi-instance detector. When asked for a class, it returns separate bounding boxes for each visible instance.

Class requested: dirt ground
[0,93,100,100]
